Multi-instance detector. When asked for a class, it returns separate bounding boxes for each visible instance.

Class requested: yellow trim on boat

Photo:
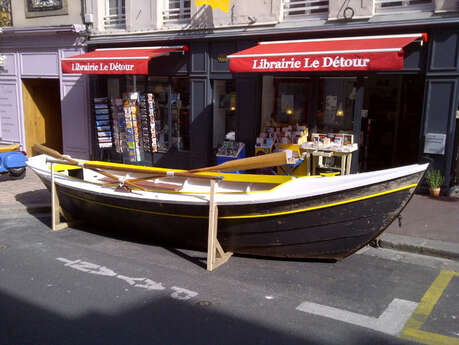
[59,183,417,220]
[222,183,418,219]
[50,159,293,184]
[0,144,20,153]
[52,164,83,171]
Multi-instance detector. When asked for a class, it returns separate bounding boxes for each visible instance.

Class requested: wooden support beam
[206,180,233,271]
[50,163,69,231]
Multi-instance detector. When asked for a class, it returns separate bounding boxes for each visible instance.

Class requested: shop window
[273,78,309,126]
[92,75,190,165]
[283,0,329,20]
[375,0,432,13]
[104,0,126,30]
[163,0,191,24]
[317,78,356,133]
[212,80,236,148]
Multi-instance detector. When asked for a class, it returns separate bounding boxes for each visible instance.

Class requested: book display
[304,133,356,152]
[93,97,113,149]
[110,98,125,153]
[302,133,358,176]
[95,92,164,163]
[216,140,245,158]
[216,141,246,173]
[255,124,308,155]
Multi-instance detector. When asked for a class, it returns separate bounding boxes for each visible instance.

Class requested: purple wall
[0,26,90,159]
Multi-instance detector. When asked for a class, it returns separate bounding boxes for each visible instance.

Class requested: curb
[379,233,459,261]
[0,203,51,216]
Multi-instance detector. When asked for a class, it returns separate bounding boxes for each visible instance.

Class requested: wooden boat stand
[46,158,232,271]
[50,161,71,231]
[207,179,233,271]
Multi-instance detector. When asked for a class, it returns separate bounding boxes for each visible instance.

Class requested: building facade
[0,0,90,158]
[1,0,458,192]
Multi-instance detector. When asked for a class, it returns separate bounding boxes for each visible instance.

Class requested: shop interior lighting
[336,103,344,117]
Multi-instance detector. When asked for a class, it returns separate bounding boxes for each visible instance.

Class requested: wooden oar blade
[190,151,291,173]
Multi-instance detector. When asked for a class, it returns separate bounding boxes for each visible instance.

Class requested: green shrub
[425,169,444,189]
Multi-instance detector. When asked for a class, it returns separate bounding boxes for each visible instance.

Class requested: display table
[301,143,358,176]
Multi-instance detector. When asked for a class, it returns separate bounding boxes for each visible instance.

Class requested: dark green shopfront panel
[190,78,212,168]
[422,78,458,188]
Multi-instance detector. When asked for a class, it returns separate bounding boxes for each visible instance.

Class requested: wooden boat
[27,148,428,260]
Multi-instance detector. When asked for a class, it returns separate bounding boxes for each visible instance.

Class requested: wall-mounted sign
[228,34,426,73]
[424,133,446,155]
[25,0,68,18]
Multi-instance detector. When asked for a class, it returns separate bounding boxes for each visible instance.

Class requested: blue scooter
[0,144,28,179]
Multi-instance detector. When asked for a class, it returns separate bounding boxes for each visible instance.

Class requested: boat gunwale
[27,154,428,207]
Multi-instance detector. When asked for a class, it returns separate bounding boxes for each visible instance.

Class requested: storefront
[226,33,428,175]
[0,25,90,159]
[62,45,192,168]
[70,24,458,191]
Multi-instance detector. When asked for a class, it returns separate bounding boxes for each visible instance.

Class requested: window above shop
[104,0,126,30]
[375,0,433,13]
[163,0,191,25]
[282,0,329,20]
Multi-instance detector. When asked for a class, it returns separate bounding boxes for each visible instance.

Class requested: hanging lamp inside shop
[336,103,344,117]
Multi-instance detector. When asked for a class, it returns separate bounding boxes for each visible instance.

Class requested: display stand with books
[216,141,246,173]
[302,133,357,175]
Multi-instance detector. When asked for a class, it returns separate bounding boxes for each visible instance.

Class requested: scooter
[0,144,28,179]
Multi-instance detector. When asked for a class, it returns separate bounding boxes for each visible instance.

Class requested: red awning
[228,34,427,73]
[62,46,188,75]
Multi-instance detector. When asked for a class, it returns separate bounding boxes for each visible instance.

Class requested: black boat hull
[40,171,423,260]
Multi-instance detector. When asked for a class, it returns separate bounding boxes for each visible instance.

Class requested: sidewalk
[1,167,458,260]
[0,168,50,211]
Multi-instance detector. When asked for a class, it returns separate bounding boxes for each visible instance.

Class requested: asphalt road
[0,213,458,345]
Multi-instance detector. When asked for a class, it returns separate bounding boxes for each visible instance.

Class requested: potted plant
[425,169,444,197]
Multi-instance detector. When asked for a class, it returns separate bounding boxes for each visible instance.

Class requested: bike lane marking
[399,269,459,345]
[56,257,198,300]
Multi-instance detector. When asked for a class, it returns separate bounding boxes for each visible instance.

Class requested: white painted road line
[296,298,418,335]
[56,257,198,300]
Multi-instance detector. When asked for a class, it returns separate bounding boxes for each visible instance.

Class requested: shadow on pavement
[0,288,411,345]
[15,189,51,208]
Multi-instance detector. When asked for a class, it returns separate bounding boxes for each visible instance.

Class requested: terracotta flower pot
[429,187,441,198]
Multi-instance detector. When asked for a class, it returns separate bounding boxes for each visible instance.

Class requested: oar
[34,144,147,191]
[33,144,224,182]
[189,151,291,173]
